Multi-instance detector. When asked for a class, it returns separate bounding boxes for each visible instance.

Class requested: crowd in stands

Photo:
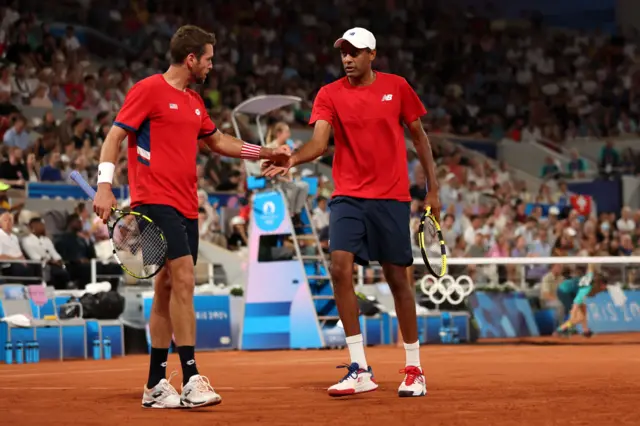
[0,1,639,290]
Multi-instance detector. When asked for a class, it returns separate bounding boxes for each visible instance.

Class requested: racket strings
[113,215,167,277]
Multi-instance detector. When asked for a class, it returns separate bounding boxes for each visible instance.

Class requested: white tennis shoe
[180,374,222,408]
[328,363,378,397]
[141,372,183,409]
[398,366,427,397]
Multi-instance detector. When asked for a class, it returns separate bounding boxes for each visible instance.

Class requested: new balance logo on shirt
[381,94,393,101]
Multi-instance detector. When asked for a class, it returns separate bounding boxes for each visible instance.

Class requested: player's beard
[192,73,206,84]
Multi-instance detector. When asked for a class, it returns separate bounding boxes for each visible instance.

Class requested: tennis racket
[417,206,447,277]
[69,171,168,279]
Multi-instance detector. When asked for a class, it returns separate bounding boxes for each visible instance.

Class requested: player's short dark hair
[169,25,216,64]
[29,217,42,226]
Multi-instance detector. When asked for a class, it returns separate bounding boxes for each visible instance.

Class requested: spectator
[540,156,561,180]
[311,196,329,234]
[511,235,528,258]
[409,164,427,200]
[0,146,28,187]
[540,263,566,322]
[599,140,620,178]
[566,149,587,179]
[21,217,71,289]
[265,123,310,224]
[521,124,542,142]
[24,152,39,182]
[228,216,248,251]
[40,152,63,182]
[466,232,487,258]
[464,215,484,246]
[69,154,89,183]
[616,207,635,233]
[54,213,120,288]
[0,211,33,280]
[57,107,77,146]
[3,115,31,150]
[0,66,12,99]
[30,83,53,108]
[10,64,36,105]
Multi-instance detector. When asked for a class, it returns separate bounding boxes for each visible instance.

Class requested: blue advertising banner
[586,291,640,333]
[143,294,232,350]
[468,291,540,338]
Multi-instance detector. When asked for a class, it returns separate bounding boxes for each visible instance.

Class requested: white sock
[404,340,421,367]
[345,334,368,369]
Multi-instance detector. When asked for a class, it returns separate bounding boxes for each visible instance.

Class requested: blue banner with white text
[586,291,640,333]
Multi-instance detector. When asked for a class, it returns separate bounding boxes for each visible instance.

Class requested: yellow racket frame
[108,210,167,279]
[417,206,447,277]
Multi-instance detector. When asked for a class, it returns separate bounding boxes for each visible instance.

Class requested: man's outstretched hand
[262,146,294,177]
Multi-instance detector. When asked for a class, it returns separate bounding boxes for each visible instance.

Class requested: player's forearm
[291,138,328,167]
[413,134,439,191]
[207,134,279,160]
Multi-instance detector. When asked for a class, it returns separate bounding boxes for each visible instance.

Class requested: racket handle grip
[69,171,97,200]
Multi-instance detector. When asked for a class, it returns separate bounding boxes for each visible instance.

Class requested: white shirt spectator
[0,229,23,258]
[616,218,635,233]
[312,207,330,230]
[521,126,542,142]
[64,34,81,51]
[21,234,62,262]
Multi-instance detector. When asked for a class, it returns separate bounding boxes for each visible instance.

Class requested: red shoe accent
[399,366,424,386]
[328,388,356,396]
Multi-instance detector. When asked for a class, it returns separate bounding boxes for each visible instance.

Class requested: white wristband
[97,162,115,184]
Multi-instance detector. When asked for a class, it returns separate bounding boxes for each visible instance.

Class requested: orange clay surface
[1,333,640,426]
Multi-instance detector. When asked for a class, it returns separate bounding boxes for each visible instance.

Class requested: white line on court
[0,385,320,391]
[0,367,137,379]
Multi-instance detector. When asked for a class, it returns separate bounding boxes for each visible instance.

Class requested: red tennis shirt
[114,74,217,219]
[309,72,426,201]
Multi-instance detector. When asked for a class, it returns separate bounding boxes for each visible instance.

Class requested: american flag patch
[169,103,178,109]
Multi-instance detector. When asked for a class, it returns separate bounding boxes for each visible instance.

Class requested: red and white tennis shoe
[398,366,427,397]
[328,362,378,397]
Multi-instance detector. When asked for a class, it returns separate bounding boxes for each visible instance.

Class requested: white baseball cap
[333,27,376,50]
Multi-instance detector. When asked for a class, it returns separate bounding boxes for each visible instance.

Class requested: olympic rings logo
[419,275,475,305]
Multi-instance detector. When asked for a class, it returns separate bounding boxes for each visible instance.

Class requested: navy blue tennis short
[133,204,199,265]
[328,196,412,266]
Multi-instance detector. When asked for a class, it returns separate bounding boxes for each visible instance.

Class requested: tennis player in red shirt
[93,25,289,409]
[263,27,440,398]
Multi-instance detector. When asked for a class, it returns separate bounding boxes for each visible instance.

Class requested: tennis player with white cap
[263,27,440,398]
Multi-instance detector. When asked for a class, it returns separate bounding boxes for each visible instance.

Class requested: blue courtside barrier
[468,291,540,338]
[142,294,233,351]
[586,290,640,333]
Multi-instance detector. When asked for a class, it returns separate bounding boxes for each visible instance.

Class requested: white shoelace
[192,375,215,393]
[159,371,180,395]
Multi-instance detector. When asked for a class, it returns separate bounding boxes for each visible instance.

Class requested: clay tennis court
[2,334,639,426]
